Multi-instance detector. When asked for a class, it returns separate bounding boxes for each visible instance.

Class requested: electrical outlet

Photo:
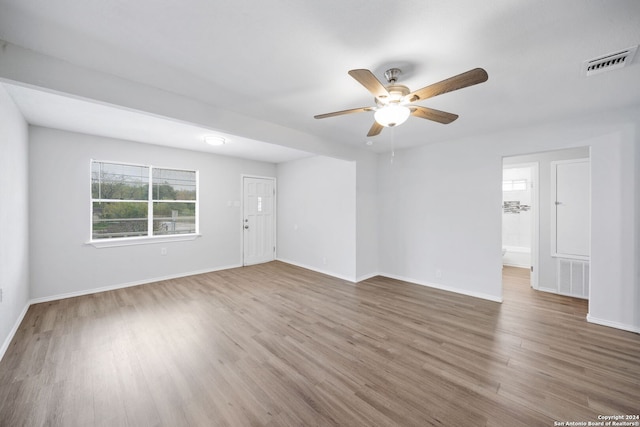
[435,269,443,279]
[161,247,168,256]
[0,288,3,303]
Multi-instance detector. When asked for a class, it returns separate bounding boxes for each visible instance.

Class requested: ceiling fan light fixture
[374,104,410,127]
[204,135,226,146]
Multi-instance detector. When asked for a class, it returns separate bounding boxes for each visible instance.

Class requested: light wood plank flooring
[1,263,638,426]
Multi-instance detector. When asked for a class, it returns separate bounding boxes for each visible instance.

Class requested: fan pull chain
[390,127,395,164]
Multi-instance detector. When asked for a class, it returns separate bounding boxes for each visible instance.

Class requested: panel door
[243,177,275,266]
[555,160,590,258]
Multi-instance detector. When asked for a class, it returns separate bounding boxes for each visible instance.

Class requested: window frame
[88,159,200,248]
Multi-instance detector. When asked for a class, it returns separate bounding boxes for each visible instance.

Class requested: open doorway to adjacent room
[502,147,591,301]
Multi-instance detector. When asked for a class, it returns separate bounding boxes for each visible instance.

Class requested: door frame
[240,174,277,266]
[502,161,540,289]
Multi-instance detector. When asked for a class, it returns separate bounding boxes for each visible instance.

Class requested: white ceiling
[0,0,639,156]
[3,83,314,163]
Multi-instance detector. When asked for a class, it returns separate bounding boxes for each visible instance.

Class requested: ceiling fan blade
[367,121,384,137]
[348,69,391,101]
[314,106,373,119]
[411,106,459,124]
[407,68,488,103]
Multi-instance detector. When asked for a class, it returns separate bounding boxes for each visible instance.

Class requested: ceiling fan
[314,67,488,137]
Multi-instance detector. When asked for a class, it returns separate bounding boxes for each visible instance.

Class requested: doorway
[502,147,591,300]
[242,176,276,266]
[502,162,539,289]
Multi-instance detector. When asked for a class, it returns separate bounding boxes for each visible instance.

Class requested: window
[91,161,198,241]
[502,179,528,192]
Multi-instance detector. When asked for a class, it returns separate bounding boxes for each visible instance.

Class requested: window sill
[86,234,201,248]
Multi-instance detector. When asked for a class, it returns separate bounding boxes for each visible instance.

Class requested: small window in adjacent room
[502,179,528,192]
[91,161,198,241]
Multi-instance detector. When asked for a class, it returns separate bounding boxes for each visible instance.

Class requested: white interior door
[553,159,590,258]
[243,176,275,266]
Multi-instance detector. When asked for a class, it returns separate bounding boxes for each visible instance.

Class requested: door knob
[244,225,249,229]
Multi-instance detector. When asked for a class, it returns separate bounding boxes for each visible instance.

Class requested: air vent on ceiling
[583,45,637,76]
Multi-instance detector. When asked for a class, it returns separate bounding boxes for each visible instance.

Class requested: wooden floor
[1,263,638,426]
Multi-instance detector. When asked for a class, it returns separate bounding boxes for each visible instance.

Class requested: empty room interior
[1,1,639,426]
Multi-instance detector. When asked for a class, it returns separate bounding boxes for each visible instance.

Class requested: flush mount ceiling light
[204,135,226,146]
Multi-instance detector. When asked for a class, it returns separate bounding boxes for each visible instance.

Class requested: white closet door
[553,159,590,258]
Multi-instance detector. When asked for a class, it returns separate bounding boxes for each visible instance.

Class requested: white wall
[355,152,379,281]
[504,147,590,287]
[276,156,356,281]
[377,140,504,302]
[636,125,640,330]
[588,132,637,331]
[0,85,30,357]
[378,108,639,333]
[28,126,276,300]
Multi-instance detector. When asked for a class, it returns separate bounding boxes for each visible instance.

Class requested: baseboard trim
[586,315,640,334]
[0,302,30,362]
[535,286,589,300]
[379,272,503,303]
[29,264,243,305]
[502,262,530,269]
[356,272,380,283]
[276,258,356,283]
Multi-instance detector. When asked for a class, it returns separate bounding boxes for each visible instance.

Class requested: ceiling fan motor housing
[376,85,410,106]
